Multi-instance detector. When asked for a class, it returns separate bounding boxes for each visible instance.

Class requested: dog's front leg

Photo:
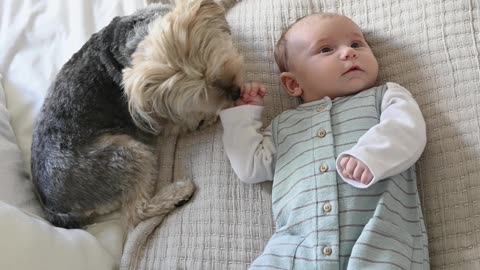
[129,178,195,225]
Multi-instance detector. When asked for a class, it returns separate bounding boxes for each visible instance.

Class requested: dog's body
[31,0,243,229]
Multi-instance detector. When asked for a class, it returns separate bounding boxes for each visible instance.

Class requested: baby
[220,13,430,269]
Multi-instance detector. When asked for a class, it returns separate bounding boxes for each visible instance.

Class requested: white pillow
[0,201,119,270]
[0,74,43,216]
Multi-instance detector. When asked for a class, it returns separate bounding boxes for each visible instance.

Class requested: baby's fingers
[242,82,252,96]
[244,82,266,97]
[339,156,350,170]
[344,157,357,174]
[352,165,365,181]
[257,84,267,97]
[339,156,355,179]
[360,169,373,185]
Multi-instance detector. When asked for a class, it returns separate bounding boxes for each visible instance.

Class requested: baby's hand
[235,82,267,106]
[338,155,373,185]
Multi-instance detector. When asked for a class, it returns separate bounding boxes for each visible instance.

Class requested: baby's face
[286,15,378,102]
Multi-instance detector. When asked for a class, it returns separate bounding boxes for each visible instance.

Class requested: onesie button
[316,105,325,112]
[317,129,326,138]
[320,164,329,173]
[323,246,332,256]
[323,203,332,212]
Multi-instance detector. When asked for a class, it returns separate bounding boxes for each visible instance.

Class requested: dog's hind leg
[103,137,195,227]
[92,134,195,227]
[83,134,158,224]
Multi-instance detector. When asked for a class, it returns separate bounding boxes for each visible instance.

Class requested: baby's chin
[341,79,377,96]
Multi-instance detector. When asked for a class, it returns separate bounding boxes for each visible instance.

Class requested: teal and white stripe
[250,85,429,270]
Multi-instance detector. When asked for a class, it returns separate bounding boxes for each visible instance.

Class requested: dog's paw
[130,179,196,224]
[174,197,191,207]
[152,178,195,206]
[172,178,196,205]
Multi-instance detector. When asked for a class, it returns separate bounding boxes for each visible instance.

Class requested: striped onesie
[220,83,430,270]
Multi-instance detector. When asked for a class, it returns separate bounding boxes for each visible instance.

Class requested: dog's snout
[230,86,241,101]
[213,79,241,101]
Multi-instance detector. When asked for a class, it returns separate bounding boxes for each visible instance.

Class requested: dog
[31,0,243,229]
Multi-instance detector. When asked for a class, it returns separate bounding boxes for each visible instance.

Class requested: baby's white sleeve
[220,105,275,184]
[336,82,427,188]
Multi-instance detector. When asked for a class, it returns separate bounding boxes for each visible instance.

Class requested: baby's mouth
[343,65,362,75]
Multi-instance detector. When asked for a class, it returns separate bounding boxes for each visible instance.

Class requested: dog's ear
[122,61,177,134]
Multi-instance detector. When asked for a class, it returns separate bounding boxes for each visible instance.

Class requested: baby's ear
[280,72,303,97]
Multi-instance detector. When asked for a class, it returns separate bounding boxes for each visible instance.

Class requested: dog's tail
[43,207,88,229]
[33,187,89,229]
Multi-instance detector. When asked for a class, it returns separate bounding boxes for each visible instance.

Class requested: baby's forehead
[295,14,360,32]
[285,14,363,46]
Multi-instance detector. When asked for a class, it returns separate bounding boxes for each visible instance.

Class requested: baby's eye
[351,42,362,48]
[320,47,333,53]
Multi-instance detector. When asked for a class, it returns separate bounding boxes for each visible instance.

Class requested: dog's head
[123,0,243,135]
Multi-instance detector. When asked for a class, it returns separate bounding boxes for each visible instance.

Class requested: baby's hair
[274,12,342,73]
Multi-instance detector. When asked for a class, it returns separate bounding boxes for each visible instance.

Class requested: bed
[0,0,479,269]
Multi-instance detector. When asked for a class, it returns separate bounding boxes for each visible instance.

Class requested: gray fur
[31,4,174,228]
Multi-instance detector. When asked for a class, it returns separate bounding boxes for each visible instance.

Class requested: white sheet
[0,0,145,170]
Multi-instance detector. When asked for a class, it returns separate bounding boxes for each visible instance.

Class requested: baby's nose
[340,47,358,60]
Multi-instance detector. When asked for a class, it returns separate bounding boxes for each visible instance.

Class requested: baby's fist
[338,155,373,185]
[235,82,267,106]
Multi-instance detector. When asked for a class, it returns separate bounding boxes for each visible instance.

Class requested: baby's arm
[220,83,275,184]
[336,82,427,188]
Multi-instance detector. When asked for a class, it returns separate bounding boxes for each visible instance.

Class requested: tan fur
[123,0,243,136]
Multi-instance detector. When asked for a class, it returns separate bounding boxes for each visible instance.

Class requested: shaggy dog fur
[31,0,243,229]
